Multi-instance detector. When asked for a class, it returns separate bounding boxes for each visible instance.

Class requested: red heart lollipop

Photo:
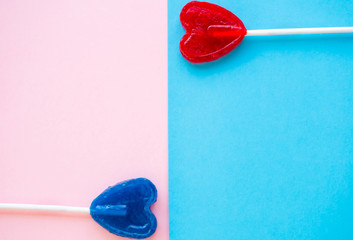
[180,1,247,63]
[180,1,353,63]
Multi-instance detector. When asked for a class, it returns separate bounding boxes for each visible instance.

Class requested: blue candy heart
[90,178,157,239]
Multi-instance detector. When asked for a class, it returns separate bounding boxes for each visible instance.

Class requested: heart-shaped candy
[90,178,157,239]
[180,1,247,63]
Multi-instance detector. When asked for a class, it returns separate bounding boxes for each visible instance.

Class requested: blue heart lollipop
[90,178,157,239]
[0,178,157,239]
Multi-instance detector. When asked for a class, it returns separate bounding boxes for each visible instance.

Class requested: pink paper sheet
[0,0,168,239]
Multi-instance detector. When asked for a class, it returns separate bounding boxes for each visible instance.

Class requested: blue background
[169,1,353,239]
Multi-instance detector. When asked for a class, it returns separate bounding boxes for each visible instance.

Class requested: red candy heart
[180,1,247,63]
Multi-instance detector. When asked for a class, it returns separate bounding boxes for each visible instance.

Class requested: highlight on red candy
[179,1,247,63]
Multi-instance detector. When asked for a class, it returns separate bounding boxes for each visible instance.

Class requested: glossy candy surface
[180,1,247,63]
[90,178,157,239]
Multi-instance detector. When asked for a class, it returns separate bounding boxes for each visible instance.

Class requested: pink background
[0,0,168,239]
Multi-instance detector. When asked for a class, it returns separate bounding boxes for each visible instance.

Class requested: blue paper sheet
[169,1,353,239]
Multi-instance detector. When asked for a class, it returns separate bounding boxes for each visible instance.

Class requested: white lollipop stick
[246,27,353,36]
[0,203,90,214]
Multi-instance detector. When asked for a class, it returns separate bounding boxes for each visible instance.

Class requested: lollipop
[0,178,157,239]
[180,1,353,63]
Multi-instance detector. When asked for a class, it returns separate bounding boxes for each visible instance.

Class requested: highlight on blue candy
[90,178,157,239]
